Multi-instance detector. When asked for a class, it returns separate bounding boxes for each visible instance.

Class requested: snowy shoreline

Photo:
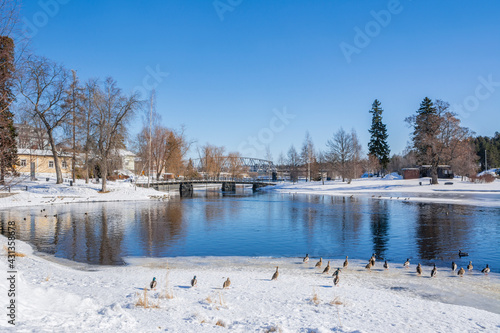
[268,177,500,208]
[1,235,499,332]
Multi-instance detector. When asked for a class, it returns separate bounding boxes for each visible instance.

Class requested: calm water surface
[1,190,499,272]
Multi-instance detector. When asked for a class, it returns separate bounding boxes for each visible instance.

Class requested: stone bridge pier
[221,182,236,192]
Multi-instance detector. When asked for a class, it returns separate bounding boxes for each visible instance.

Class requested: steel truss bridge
[192,156,276,174]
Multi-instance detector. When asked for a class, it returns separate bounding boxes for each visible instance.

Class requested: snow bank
[270,177,500,207]
[382,172,402,180]
[1,235,499,332]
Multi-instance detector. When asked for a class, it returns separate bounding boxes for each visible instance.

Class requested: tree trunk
[101,159,107,192]
[47,130,63,184]
[430,165,439,185]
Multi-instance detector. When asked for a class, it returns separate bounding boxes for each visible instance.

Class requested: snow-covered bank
[270,177,500,207]
[0,178,165,210]
[1,236,499,332]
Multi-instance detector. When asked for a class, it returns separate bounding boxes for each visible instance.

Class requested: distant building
[16,149,72,178]
[402,168,420,179]
[402,165,454,179]
[15,123,50,150]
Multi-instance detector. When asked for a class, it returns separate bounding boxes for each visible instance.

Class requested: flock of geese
[148,250,491,292]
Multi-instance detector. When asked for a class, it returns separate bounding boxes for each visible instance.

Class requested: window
[49,160,54,168]
[62,161,67,169]
[20,159,27,167]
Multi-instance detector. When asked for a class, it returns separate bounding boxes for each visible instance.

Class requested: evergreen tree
[407,97,442,184]
[0,36,17,184]
[367,99,390,171]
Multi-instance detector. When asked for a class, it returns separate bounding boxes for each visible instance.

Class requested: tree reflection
[369,200,390,259]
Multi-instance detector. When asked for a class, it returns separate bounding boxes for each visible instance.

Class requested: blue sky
[16,0,500,160]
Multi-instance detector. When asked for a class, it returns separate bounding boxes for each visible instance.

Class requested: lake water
[1,190,499,272]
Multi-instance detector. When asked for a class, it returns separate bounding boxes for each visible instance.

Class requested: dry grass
[204,291,227,310]
[3,246,26,257]
[215,319,226,327]
[264,326,283,333]
[329,296,343,306]
[135,287,160,308]
[310,289,321,305]
[159,266,175,299]
[44,274,51,282]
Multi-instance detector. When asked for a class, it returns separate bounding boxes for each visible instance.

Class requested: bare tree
[326,128,362,183]
[16,55,70,184]
[287,144,300,183]
[227,151,243,179]
[301,131,316,181]
[198,144,226,180]
[82,79,98,183]
[91,77,141,192]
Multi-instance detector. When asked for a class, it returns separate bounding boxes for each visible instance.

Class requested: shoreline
[1,235,499,332]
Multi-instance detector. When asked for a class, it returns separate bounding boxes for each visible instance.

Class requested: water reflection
[0,192,499,272]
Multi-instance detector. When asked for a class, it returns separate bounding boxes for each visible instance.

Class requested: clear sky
[15,0,500,160]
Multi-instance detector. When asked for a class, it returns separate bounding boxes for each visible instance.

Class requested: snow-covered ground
[1,236,499,332]
[270,177,500,207]
[0,177,166,210]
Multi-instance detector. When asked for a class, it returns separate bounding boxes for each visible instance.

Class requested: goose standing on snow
[191,276,197,287]
[303,254,309,263]
[467,261,473,271]
[223,277,231,289]
[458,267,465,277]
[370,253,376,266]
[365,261,373,271]
[384,260,389,270]
[332,268,341,277]
[150,277,157,290]
[416,263,422,276]
[343,256,349,268]
[333,274,340,286]
[315,258,323,268]
[481,264,490,275]
[431,264,437,278]
[404,259,410,268]
[451,261,457,272]
[271,266,279,280]
[323,261,331,274]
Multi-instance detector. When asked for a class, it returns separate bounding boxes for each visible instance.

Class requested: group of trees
[276,97,479,185]
[473,132,500,171]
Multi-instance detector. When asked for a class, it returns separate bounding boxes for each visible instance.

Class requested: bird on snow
[365,261,373,271]
[467,261,473,271]
[431,264,437,278]
[315,258,323,268]
[332,268,341,277]
[323,261,331,274]
[343,256,349,268]
[404,259,410,268]
[416,263,422,276]
[370,253,376,266]
[191,276,197,287]
[481,264,490,275]
[333,274,340,286]
[384,260,389,270]
[458,250,469,257]
[303,254,309,263]
[223,277,231,289]
[451,262,457,272]
[272,266,279,281]
[150,277,157,290]
[458,267,465,277]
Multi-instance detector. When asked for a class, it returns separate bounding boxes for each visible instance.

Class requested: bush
[469,173,496,183]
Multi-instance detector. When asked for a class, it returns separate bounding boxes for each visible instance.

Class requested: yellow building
[17,149,72,177]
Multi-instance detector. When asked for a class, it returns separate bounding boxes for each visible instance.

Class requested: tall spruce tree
[368,99,390,171]
[408,97,442,184]
[0,36,17,184]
